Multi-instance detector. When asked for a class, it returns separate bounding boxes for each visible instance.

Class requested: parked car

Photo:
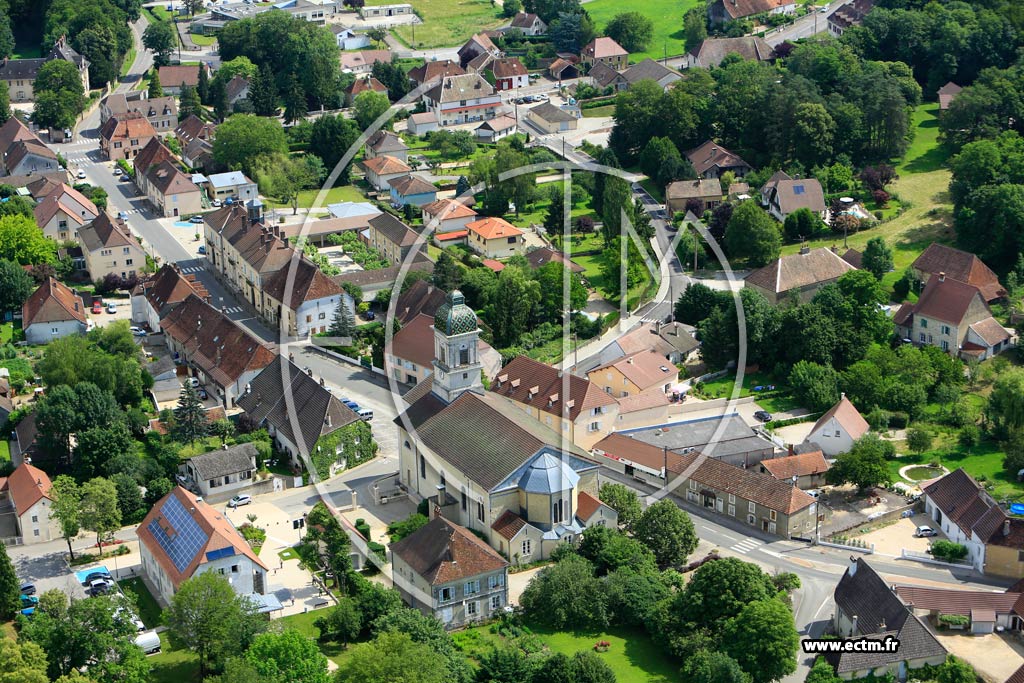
[129,326,146,337]
[228,494,251,508]
[118,211,129,221]
[20,594,38,608]
[82,570,112,585]
[113,167,122,176]
[88,578,115,596]
[357,408,373,421]
[753,410,773,423]
[364,310,376,321]
[341,399,359,411]
[134,630,161,654]
[19,582,36,596]
[198,245,206,254]
[91,301,103,314]
[915,525,937,537]
[76,169,86,180]
[106,302,117,314]
[186,377,201,388]
[211,199,222,207]
[190,216,204,224]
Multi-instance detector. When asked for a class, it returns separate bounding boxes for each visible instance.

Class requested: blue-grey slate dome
[434,290,477,336]
[518,453,580,493]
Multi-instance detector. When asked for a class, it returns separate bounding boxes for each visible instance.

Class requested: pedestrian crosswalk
[731,538,763,554]
[222,306,243,315]
[179,265,205,274]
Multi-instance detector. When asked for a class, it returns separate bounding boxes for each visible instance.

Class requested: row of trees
[43,0,136,88]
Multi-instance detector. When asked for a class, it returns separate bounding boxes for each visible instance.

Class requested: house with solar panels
[137,486,271,605]
[759,171,827,222]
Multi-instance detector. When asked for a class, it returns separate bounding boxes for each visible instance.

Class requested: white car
[76,170,87,179]
[129,326,146,337]
[113,167,123,176]
[915,525,937,537]
[186,377,201,388]
[228,494,251,508]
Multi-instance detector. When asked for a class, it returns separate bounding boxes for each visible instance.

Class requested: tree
[165,572,266,677]
[178,83,203,120]
[335,631,448,683]
[50,475,81,560]
[173,382,208,445]
[209,77,230,122]
[142,21,176,67]
[0,12,14,61]
[35,60,85,101]
[283,74,308,124]
[314,598,362,645]
[328,299,354,339]
[632,499,697,567]
[519,555,608,629]
[111,472,145,523]
[353,90,390,131]
[0,541,18,620]
[906,427,933,455]
[249,65,279,117]
[0,257,33,313]
[74,424,135,480]
[781,207,822,243]
[577,525,657,575]
[827,434,893,491]
[683,650,752,683]
[0,78,9,125]
[724,201,781,267]
[788,361,840,413]
[598,482,642,531]
[477,647,537,683]
[722,599,799,683]
[366,28,387,48]
[308,115,360,183]
[184,0,205,16]
[432,251,463,292]
[79,477,121,551]
[144,477,173,507]
[243,629,329,683]
[935,656,977,683]
[604,11,654,52]
[148,69,163,98]
[0,638,48,683]
[33,90,78,133]
[675,282,728,325]
[805,656,842,683]
[679,558,775,630]
[253,153,322,215]
[212,114,289,176]
[502,0,522,17]
[683,6,707,52]
[861,236,893,280]
[987,368,1024,438]
[488,266,541,347]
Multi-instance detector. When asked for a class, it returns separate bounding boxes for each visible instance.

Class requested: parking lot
[853,516,948,556]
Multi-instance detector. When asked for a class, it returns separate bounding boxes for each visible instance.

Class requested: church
[395,290,617,563]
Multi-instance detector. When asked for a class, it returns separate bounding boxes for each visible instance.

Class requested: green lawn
[698,371,801,413]
[278,611,349,663]
[0,320,22,344]
[189,32,217,47]
[582,105,615,118]
[389,0,506,49]
[264,184,369,210]
[0,441,10,469]
[780,103,954,301]
[149,633,200,683]
[279,547,299,561]
[146,6,173,21]
[118,577,163,628]
[119,46,137,80]
[583,0,702,62]
[11,42,42,59]
[889,439,1022,502]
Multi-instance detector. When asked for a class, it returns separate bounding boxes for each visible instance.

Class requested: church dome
[434,290,477,336]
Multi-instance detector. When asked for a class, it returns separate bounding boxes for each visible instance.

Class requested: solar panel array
[206,546,234,562]
[793,185,805,195]
[146,494,209,573]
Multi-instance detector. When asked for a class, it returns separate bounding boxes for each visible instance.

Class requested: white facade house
[138,486,269,604]
[331,25,370,50]
[422,74,501,127]
[805,395,869,456]
[204,171,258,202]
[0,463,59,544]
[21,278,87,345]
[181,444,259,499]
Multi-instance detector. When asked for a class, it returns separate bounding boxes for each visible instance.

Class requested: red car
[91,301,102,314]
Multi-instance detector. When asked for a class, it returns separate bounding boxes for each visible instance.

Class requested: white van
[134,631,161,655]
[357,408,373,421]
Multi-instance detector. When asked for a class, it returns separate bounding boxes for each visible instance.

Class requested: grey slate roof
[622,413,771,460]
[187,443,258,480]
[236,356,361,455]
[834,558,911,634]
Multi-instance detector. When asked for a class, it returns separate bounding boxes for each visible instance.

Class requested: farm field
[583,0,701,63]
[387,0,506,49]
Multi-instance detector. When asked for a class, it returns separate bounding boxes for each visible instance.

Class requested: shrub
[938,614,969,627]
[930,540,968,562]
[889,412,909,429]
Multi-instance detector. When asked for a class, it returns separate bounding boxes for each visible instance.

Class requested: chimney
[799,245,810,255]
[326,413,332,428]
[788,444,794,456]
[879,618,886,631]
[848,555,858,576]
[852,615,858,633]
[938,271,945,282]
[1005,518,1012,537]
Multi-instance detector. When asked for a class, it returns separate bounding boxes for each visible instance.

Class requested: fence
[309,338,387,376]
[827,501,922,537]
[901,549,973,568]
[819,538,874,554]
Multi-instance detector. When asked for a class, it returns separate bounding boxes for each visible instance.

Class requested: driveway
[856,516,946,557]
[933,631,1024,683]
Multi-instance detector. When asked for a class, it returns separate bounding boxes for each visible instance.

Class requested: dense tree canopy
[212,114,289,177]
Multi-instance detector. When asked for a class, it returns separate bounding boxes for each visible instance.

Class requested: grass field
[150,633,200,683]
[189,32,217,47]
[779,103,954,300]
[583,105,615,118]
[583,0,701,63]
[889,439,1022,501]
[119,46,137,80]
[389,0,506,49]
[264,184,368,210]
[118,577,163,628]
[698,370,801,413]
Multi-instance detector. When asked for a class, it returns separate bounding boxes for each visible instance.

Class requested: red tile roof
[99,111,157,144]
[422,198,477,222]
[912,243,1005,301]
[909,274,988,326]
[22,277,86,328]
[491,509,528,540]
[582,37,628,59]
[259,255,343,310]
[389,312,435,369]
[669,453,817,515]
[760,451,829,480]
[158,65,201,88]
[576,491,604,521]
[810,396,869,442]
[390,515,508,585]
[4,462,52,516]
[588,349,678,392]
[466,216,522,240]
[361,155,412,176]
[491,355,617,422]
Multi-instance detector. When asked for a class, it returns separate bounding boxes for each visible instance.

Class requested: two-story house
[204,171,258,203]
[32,183,99,241]
[368,212,422,264]
[804,395,869,457]
[365,130,410,163]
[397,291,617,562]
[760,171,826,222]
[21,278,87,344]
[421,73,501,128]
[489,356,621,450]
[685,37,775,69]
[99,112,158,162]
[144,160,205,218]
[911,243,1005,303]
[665,178,723,215]
[894,273,1012,359]
[203,202,293,308]
[0,117,58,176]
[586,349,679,398]
[130,263,209,332]
[465,216,523,259]
[182,443,259,500]
[457,33,501,69]
[389,175,438,207]
[580,37,628,71]
[100,91,178,132]
[0,37,89,103]
[390,514,509,629]
[0,463,59,543]
[421,198,478,236]
[488,58,529,91]
[361,155,413,192]
[508,12,547,35]
[259,256,349,338]
[685,140,752,179]
[707,0,795,27]
[78,212,146,282]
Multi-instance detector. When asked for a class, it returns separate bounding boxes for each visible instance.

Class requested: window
[465,580,480,595]
[488,574,503,589]
[123,247,130,254]
[507,236,516,244]
[476,501,484,522]
[941,340,949,351]
[319,312,326,320]
[748,501,755,513]
[439,587,453,602]
[589,421,600,432]
[522,539,532,556]
[553,499,565,524]
[728,504,735,517]
[125,259,133,266]
[231,565,239,573]
[461,491,467,511]
[920,319,927,328]
[941,325,950,335]
[490,594,502,610]
[689,480,698,491]
[835,430,841,437]
[769,509,777,521]
[419,454,426,479]
[728,494,735,504]
[31,515,38,523]
[306,315,312,323]
[919,332,926,343]
[467,601,478,616]
[58,219,68,229]
[33,529,39,536]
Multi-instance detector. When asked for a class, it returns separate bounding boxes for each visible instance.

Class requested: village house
[923,468,1024,577]
[204,171,258,203]
[365,130,410,162]
[894,583,1024,634]
[359,3,413,18]
[181,443,259,500]
[259,256,349,337]
[457,33,502,69]
[394,280,449,325]
[160,293,275,408]
[100,92,178,132]
[407,112,441,136]
[685,36,775,68]
[707,0,796,27]
[618,58,682,91]
[587,349,679,398]
[526,102,579,134]
[99,112,158,162]
[759,450,829,489]
[831,558,947,680]
[21,278,87,344]
[133,138,175,195]
[131,264,210,332]
[581,37,629,71]
[332,256,435,302]
[894,274,1012,359]
[175,114,216,152]
[587,61,624,90]
[0,37,89,103]
[490,355,621,450]
[407,60,465,89]
[938,82,962,113]
[224,75,250,109]
[32,183,99,241]
[387,305,501,386]
[0,462,59,543]
[508,12,547,35]
[422,73,502,128]
[475,115,517,142]
[397,291,617,561]
[331,24,371,50]
[0,117,58,176]
[361,155,413,192]
[236,356,365,476]
[827,0,874,38]
[745,246,857,305]
[368,212,422,264]
[389,174,438,208]
[526,246,584,274]
[549,57,580,81]
[488,58,529,91]
[158,65,204,95]
[345,75,389,106]
[79,212,146,282]
[760,171,827,221]
[465,216,524,259]
[144,160,205,218]
[685,140,752,179]
[390,514,509,629]
[340,50,392,74]
[138,486,272,605]
[595,320,698,367]
[911,242,1005,302]
[421,199,477,237]
[804,395,869,457]
[601,413,775,469]
[666,178,723,215]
